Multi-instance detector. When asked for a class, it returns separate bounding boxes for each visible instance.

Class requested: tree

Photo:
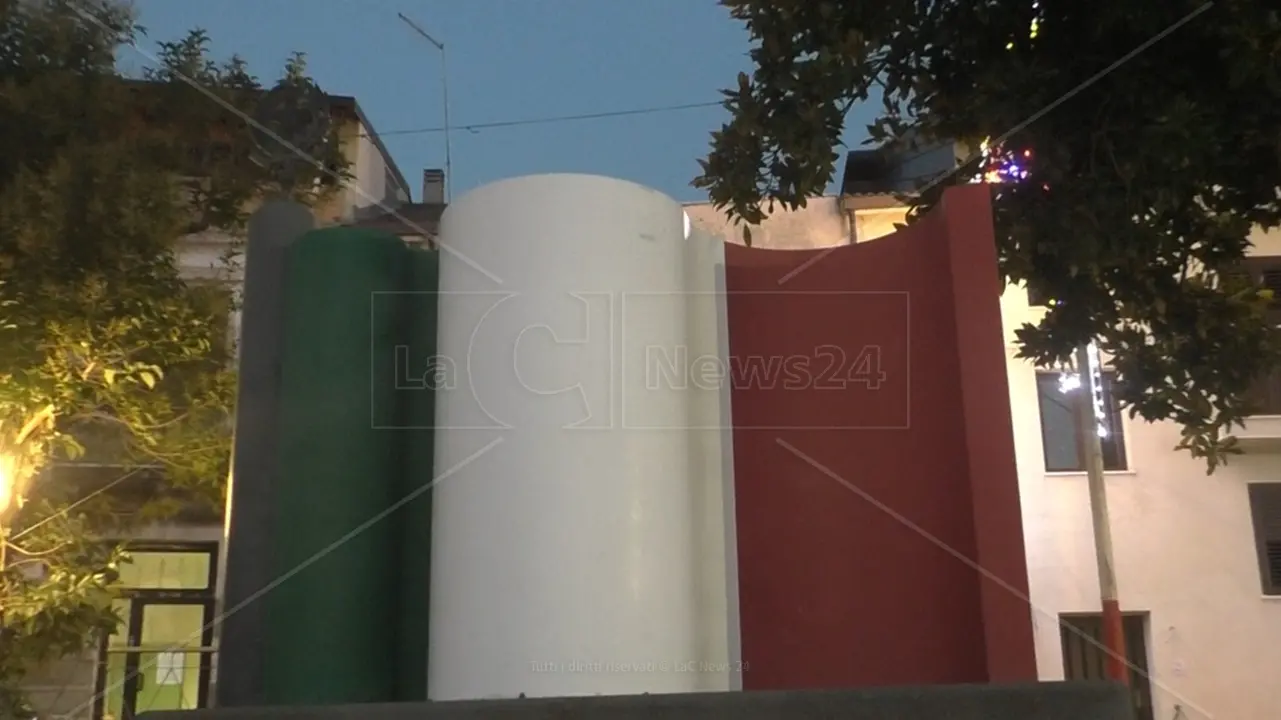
[694,0,1281,469]
[0,0,349,713]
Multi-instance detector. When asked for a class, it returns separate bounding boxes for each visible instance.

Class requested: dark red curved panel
[726,185,1036,689]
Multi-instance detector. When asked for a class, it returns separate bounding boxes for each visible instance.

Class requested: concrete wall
[682,196,908,251]
[683,198,852,250]
[343,124,389,221]
[139,682,1134,720]
[688,198,1281,720]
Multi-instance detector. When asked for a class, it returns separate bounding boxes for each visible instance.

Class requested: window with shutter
[1248,483,1281,596]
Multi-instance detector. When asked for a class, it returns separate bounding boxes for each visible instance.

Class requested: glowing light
[1006,2,1043,47]
[0,453,14,517]
[971,138,1032,185]
[1056,343,1111,438]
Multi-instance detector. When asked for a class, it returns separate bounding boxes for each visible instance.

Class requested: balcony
[1237,373,1281,451]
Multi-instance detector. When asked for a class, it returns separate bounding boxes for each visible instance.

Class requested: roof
[346,201,445,237]
[839,140,962,197]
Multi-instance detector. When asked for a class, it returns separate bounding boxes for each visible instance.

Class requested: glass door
[95,545,216,720]
[128,601,210,715]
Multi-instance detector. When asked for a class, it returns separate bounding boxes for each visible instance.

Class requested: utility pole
[397,12,453,202]
[1073,343,1129,684]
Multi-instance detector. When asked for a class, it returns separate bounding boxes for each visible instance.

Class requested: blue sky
[127,0,876,203]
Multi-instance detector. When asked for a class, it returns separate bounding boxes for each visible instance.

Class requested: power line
[373,100,723,138]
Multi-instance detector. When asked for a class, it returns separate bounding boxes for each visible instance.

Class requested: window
[94,544,217,720]
[1026,284,1052,307]
[1036,371,1127,472]
[1248,483,1281,596]
[1230,258,1281,413]
[1060,613,1154,720]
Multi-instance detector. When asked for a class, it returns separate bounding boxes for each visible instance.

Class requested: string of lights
[965,1,1112,435]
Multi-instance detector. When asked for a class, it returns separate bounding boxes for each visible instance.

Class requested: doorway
[94,544,216,720]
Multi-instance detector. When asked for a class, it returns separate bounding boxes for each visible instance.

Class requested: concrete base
[141,683,1132,720]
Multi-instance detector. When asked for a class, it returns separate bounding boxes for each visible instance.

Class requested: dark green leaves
[0,0,350,707]
[697,0,1281,471]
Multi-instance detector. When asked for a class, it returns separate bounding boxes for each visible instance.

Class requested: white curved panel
[681,226,740,692]
[429,174,706,700]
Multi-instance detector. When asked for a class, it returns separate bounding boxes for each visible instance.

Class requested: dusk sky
[128,0,877,203]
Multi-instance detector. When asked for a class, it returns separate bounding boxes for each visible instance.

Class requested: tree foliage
[0,0,348,713]
[695,0,1281,469]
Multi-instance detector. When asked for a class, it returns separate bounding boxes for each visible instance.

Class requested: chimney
[422,168,445,204]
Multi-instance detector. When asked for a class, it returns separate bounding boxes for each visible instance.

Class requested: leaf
[698,0,1281,473]
[0,0,335,707]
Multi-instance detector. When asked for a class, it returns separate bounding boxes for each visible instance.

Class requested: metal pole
[397,12,452,202]
[1073,343,1129,684]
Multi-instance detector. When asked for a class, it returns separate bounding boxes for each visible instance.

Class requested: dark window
[1248,483,1281,596]
[1227,259,1281,414]
[94,544,218,720]
[1036,371,1127,472]
[1060,613,1154,720]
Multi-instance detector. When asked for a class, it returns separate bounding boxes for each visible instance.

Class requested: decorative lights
[972,140,1032,184]
[1058,344,1111,438]
[968,21,1105,437]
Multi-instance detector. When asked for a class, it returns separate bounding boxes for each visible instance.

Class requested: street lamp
[0,452,16,522]
[1,452,16,586]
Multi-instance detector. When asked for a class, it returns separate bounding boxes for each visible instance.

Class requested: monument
[180,175,1130,720]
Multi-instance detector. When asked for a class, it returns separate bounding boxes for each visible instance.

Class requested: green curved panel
[394,248,439,701]
[262,227,408,705]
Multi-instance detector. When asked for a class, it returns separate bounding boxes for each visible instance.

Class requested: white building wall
[683,196,850,249]
[344,127,389,220]
[687,197,1281,720]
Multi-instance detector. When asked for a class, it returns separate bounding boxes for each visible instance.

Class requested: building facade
[686,192,1281,720]
[19,95,416,720]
